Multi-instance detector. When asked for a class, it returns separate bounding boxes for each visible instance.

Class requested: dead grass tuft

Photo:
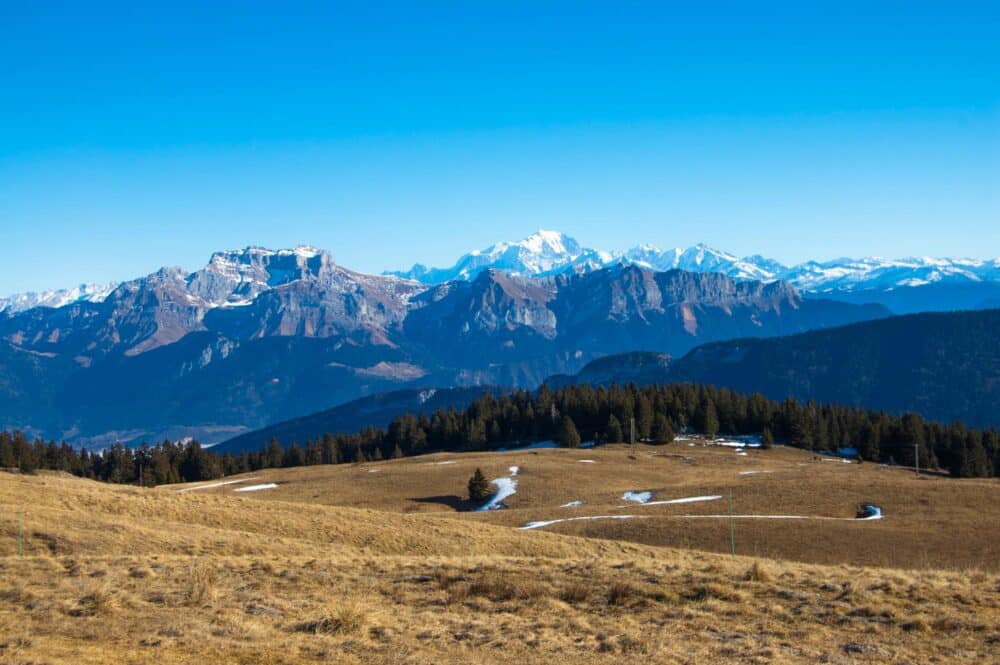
[70,580,118,617]
[185,561,217,606]
[559,581,591,604]
[745,561,773,583]
[296,598,370,636]
[901,617,931,633]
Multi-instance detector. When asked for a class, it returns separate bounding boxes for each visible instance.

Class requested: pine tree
[559,416,581,448]
[468,468,491,501]
[606,415,624,443]
[265,438,284,468]
[651,414,674,444]
[761,427,774,449]
[700,399,719,439]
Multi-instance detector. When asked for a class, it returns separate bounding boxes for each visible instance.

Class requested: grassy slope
[1,444,998,664]
[177,442,1000,572]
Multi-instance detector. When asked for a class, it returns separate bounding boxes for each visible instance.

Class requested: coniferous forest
[1,383,996,486]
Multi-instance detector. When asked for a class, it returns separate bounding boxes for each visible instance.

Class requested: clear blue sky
[1,1,998,294]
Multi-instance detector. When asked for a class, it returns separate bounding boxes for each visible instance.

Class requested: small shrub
[606,582,636,606]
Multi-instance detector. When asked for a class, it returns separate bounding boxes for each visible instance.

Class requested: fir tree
[559,416,582,448]
[651,414,674,444]
[468,468,491,502]
[606,415,624,443]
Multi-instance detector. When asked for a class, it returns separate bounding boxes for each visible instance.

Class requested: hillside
[553,309,1000,427]
[2,442,999,664]
[214,386,503,455]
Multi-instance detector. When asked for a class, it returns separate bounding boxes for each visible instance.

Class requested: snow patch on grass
[560,500,584,508]
[176,477,260,493]
[521,515,647,530]
[233,483,278,492]
[639,495,722,507]
[476,477,517,511]
[622,491,652,504]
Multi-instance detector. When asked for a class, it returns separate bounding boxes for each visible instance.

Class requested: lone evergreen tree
[468,468,491,502]
[761,427,774,449]
[559,416,582,448]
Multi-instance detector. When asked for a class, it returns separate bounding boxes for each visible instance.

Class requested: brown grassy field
[170,441,1000,572]
[1,441,998,664]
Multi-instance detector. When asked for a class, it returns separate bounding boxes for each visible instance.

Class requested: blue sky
[1,2,998,294]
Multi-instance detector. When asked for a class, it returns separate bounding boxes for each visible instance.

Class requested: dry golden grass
[1,443,998,664]
[168,441,1000,571]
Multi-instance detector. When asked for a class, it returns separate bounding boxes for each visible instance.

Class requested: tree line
[2,383,996,485]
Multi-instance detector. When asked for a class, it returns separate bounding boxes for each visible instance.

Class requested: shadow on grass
[409,495,476,511]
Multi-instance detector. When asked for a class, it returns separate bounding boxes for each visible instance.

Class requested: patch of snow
[710,438,761,449]
[176,477,260,493]
[508,465,520,476]
[736,452,748,456]
[622,490,653,504]
[521,515,648,530]
[856,504,884,521]
[368,469,379,473]
[580,441,595,448]
[428,460,457,465]
[476,476,518,511]
[560,500,584,508]
[631,495,722,507]
[578,459,596,463]
[738,470,774,476]
[233,483,279,492]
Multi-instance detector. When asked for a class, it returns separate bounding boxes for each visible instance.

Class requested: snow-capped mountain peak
[387,230,590,283]
[0,283,117,314]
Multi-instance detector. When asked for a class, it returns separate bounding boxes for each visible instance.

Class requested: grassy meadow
[1,440,997,663]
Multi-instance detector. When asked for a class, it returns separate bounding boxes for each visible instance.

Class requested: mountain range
[0,239,887,447]
[5,231,1000,315]
[386,231,1000,311]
